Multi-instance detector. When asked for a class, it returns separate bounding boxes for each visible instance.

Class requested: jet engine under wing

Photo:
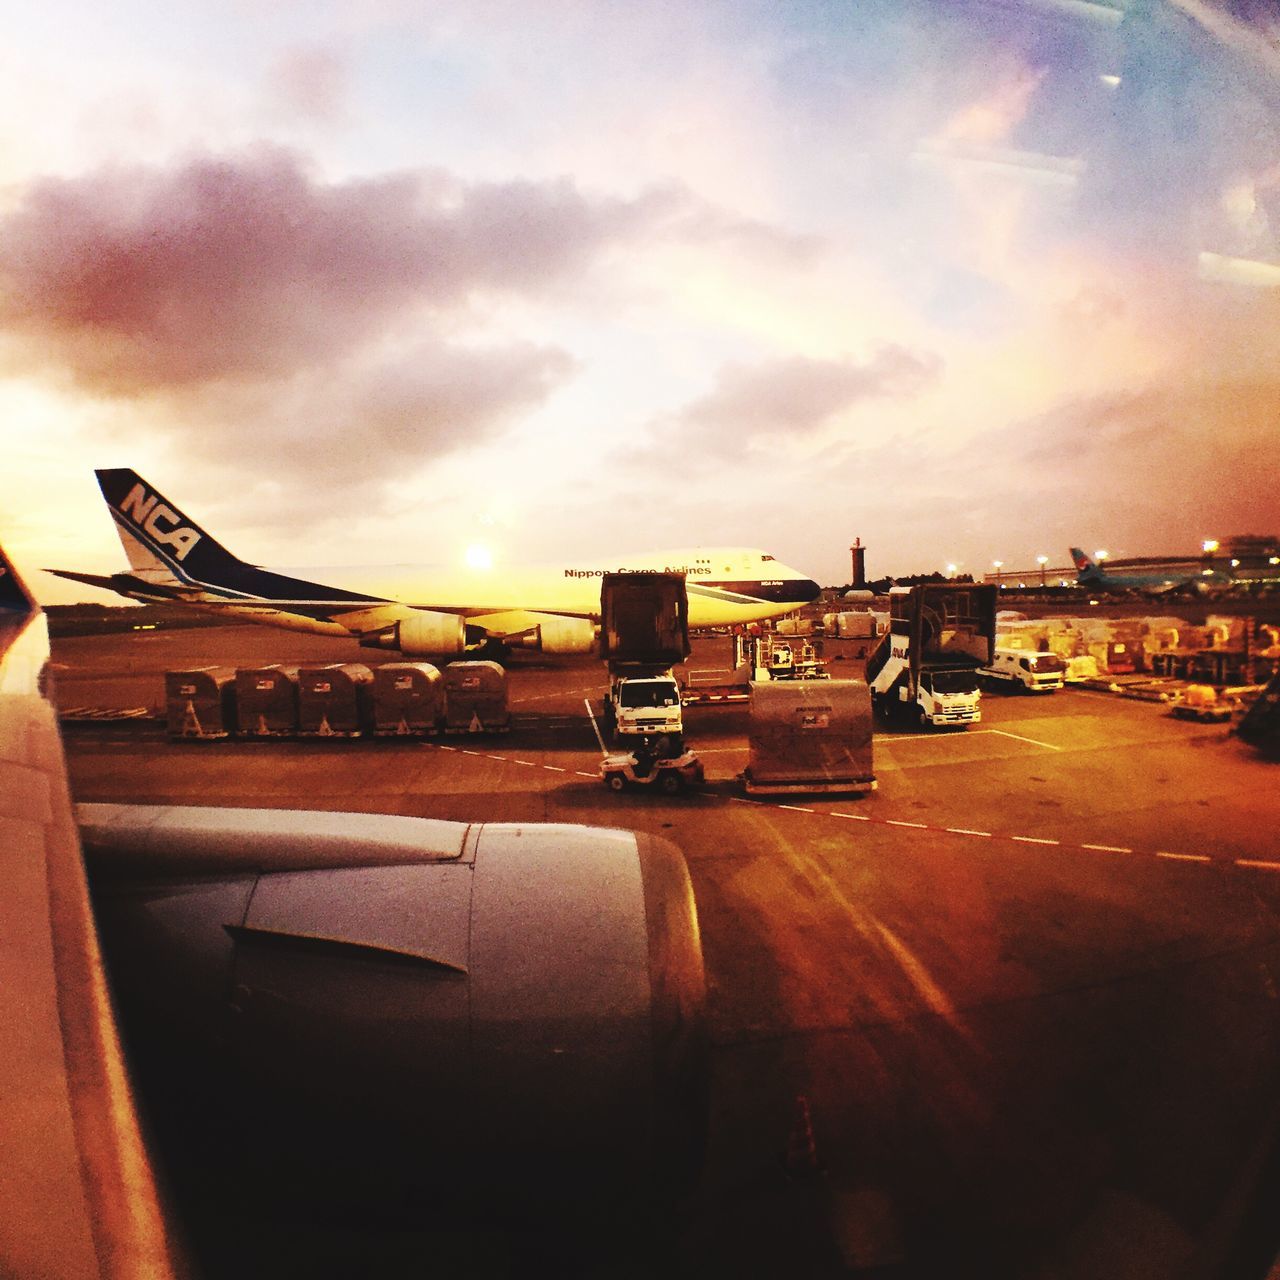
[0,545,185,1280]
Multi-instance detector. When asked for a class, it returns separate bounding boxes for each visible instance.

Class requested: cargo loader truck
[866,584,997,728]
[599,572,692,760]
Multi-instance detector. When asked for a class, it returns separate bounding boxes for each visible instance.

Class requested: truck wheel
[606,773,626,792]
[659,771,683,795]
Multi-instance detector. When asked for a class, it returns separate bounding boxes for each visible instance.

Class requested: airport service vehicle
[601,749,705,794]
[981,648,1066,693]
[679,634,827,704]
[604,670,685,752]
[1172,685,1234,723]
[600,572,689,752]
[50,468,821,659]
[866,584,997,728]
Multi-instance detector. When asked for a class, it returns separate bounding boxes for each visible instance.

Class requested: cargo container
[372,662,444,735]
[235,666,300,737]
[164,667,236,739]
[835,612,875,640]
[444,660,510,732]
[742,679,875,795]
[298,664,374,737]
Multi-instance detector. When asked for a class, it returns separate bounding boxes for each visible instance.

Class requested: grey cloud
[671,346,943,452]
[0,150,681,394]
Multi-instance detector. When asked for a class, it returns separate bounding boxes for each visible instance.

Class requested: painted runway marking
[990,728,1062,751]
[417,741,1275,877]
[510,684,602,706]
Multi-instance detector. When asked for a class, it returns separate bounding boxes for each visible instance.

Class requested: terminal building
[984,535,1280,590]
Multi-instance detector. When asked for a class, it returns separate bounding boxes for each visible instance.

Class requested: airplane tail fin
[95,468,250,594]
[1068,547,1097,576]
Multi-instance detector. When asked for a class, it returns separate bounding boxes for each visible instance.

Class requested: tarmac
[51,625,1280,1278]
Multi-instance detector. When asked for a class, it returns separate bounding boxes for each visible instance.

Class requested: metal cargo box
[600,572,690,666]
[444,660,510,732]
[743,678,875,795]
[165,667,237,739]
[373,662,444,735]
[836,611,875,640]
[298,664,374,737]
[234,665,300,737]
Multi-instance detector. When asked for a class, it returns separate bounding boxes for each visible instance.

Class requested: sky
[2,0,1278,602]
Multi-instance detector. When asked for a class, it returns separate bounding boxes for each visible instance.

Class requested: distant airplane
[49,469,821,657]
[1068,548,1230,596]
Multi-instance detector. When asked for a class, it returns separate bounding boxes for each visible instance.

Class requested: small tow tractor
[601,746,704,795]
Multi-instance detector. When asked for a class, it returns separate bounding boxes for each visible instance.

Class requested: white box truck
[980,648,1066,692]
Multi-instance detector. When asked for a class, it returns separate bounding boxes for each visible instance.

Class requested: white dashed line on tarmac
[990,728,1062,751]
[423,742,1274,877]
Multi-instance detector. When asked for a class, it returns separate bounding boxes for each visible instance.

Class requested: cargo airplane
[1069,548,1231,596]
[49,469,821,657]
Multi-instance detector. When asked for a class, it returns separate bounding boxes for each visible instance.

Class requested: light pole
[1036,554,1048,587]
[992,560,1003,588]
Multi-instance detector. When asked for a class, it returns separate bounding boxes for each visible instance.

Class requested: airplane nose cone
[790,579,821,605]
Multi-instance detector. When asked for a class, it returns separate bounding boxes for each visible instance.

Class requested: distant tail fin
[95,468,248,592]
[1069,547,1099,578]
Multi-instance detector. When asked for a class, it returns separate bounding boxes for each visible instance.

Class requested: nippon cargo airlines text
[564,566,714,578]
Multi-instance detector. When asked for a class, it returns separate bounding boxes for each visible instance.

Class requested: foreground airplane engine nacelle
[360,611,467,656]
[77,806,707,1208]
[510,616,598,655]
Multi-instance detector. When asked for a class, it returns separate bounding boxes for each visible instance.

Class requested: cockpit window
[762,554,775,561]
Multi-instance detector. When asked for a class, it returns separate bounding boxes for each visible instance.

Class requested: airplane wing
[0,546,185,1280]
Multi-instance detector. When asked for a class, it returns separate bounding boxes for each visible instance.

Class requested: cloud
[0,149,676,394]
[266,47,350,124]
[664,345,943,455]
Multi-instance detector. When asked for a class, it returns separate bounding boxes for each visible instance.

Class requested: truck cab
[981,648,1066,693]
[916,666,982,724]
[605,671,684,753]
